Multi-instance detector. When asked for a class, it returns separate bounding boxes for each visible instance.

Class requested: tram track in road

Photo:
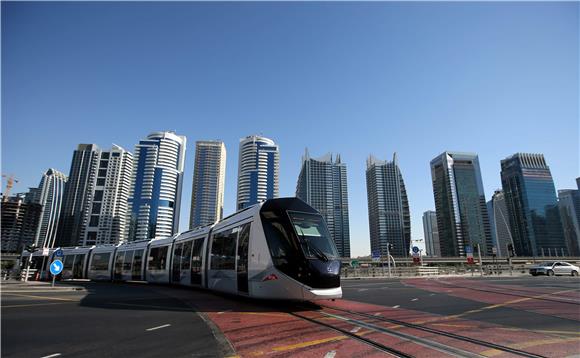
[287,310,415,357]
[318,304,548,358]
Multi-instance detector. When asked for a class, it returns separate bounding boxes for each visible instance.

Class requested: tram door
[237,223,251,294]
[172,244,182,283]
[132,250,143,280]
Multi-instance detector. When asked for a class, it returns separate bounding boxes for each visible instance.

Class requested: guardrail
[341,264,532,278]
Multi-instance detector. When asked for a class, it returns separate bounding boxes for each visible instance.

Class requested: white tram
[24,198,342,301]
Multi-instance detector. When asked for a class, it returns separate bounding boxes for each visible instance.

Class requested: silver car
[529,261,580,276]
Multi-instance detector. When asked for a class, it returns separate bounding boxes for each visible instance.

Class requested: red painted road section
[171,279,580,357]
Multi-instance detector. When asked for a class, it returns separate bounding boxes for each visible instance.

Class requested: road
[1,276,579,357]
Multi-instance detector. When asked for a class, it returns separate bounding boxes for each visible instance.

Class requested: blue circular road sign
[50,260,63,275]
[412,246,420,254]
[54,248,64,258]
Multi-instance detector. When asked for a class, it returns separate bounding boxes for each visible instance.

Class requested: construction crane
[2,174,19,200]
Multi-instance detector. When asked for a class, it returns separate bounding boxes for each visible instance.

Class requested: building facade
[430,152,493,257]
[422,210,440,257]
[236,135,279,210]
[31,169,67,249]
[81,145,133,246]
[1,194,43,253]
[189,141,226,229]
[558,178,580,256]
[501,153,565,257]
[56,144,101,247]
[365,154,410,257]
[128,131,186,241]
[296,151,351,258]
[488,190,514,257]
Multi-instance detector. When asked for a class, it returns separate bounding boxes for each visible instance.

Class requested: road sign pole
[387,244,391,278]
[477,244,483,277]
[51,273,55,288]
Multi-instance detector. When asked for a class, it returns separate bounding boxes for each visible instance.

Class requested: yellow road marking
[271,335,349,351]
[432,323,474,328]
[237,312,288,318]
[500,328,580,336]
[2,293,78,302]
[2,302,71,308]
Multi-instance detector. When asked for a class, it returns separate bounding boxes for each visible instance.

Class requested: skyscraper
[189,140,226,229]
[236,135,279,210]
[487,190,514,257]
[1,193,42,253]
[81,145,133,246]
[128,131,186,241]
[422,210,440,257]
[296,151,351,258]
[501,153,565,257]
[56,144,101,247]
[365,153,410,257]
[559,178,580,256]
[430,152,493,257]
[31,168,67,249]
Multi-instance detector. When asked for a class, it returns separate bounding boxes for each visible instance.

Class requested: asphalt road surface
[2,276,579,357]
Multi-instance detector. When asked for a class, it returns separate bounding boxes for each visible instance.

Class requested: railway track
[315,304,548,358]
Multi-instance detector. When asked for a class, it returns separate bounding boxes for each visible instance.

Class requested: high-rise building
[189,141,226,229]
[236,135,279,210]
[81,145,133,246]
[501,153,565,257]
[1,194,43,253]
[296,151,351,258]
[56,144,101,247]
[558,178,580,256]
[430,152,493,257]
[30,169,67,249]
[422,210,440,257]
[487,190,514,257]
[365,153,410,257]
[128,131,186,241]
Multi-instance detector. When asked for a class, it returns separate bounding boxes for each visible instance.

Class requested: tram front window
[288,211,338,260]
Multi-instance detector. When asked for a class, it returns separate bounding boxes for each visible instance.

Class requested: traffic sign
[371,250,381,262]
[412,246,420,254]
[54,248,64,258]
[465,245,473,254]
[350,260,359,268]
[50,260,63,275]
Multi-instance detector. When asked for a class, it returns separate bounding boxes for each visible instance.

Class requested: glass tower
[487,190,514,257]
[430,152,493,257]
[32,168,67,249]
[558,178,580,256]
[422,210,440,257]
[366,153,410,257]
[296,150,351,258]
[189,140,226,229]
[501,153,565,257]
[128,131,186,241]
[236,135,279,210]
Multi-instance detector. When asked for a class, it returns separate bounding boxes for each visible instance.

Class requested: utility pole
[386,243,392,278]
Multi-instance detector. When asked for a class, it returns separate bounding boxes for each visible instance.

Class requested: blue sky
[2,2,578,257]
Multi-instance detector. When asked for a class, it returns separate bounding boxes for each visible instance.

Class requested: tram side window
[148,247,168,270]
[181,240,193,270]
[211,230,236,270]
[261,211,298,267]
[63,255,74,270]
[91,253,111,271]
[123,251,134,271]
[191,239,203,274]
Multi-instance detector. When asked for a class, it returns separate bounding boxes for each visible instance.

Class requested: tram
[24,198,342,301]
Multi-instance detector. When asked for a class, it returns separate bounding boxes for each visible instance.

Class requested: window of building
[101,152,110,159]
[96,178,106,186]
[92,203,101,214]
[98,169,107,177]
[89,216,99,227]
[94,190,104,201]
[99,160,109,168]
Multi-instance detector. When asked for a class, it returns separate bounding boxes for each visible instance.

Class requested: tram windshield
[288,211,339,260]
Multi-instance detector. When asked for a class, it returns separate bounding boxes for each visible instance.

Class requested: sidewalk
[1,279,86,293]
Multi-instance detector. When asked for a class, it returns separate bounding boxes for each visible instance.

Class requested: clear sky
[2,2,578,257]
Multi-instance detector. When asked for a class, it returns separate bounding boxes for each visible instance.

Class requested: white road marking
[324,350,337,358]
[40,354,61,358]
[217,310,232,314]
[429,293,436,296]
[411,298,418,301]
[350,326,361,333]
[358,288,368,292]
[392,305,400,308]
[374,312,382,316]
[146,324,171,331]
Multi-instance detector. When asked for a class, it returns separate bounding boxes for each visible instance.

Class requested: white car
[529,261,579,276]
